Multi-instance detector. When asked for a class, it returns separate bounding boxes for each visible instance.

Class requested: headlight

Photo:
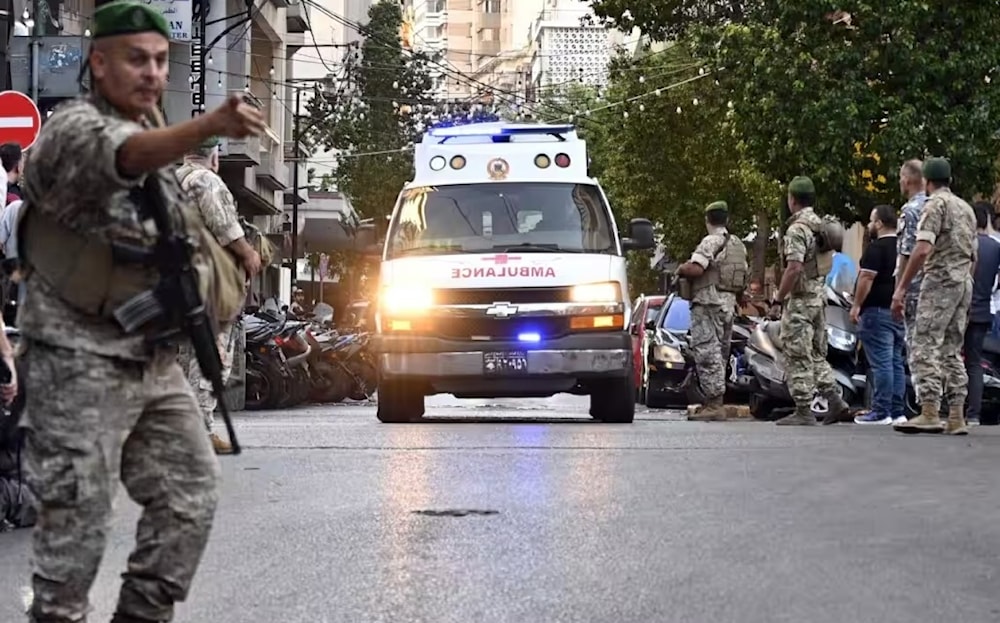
[381,285,434,313]
[827,326,856,351]
[569,281,621,303]
[654,344,684,364]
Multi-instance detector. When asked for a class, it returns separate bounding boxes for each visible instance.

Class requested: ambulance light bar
[426,122,577,144]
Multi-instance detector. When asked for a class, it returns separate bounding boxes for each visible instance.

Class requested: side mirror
[621,218,655,251]
[645,319,657,331]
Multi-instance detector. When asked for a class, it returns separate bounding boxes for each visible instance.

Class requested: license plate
[483,351,528,375]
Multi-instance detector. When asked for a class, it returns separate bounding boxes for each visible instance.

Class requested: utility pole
[290,85,301,296]
[29,0,39,101]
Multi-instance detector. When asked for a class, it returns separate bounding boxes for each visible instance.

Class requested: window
[643,302,664,325]
[387,182,616,258]
[659,298,691,332]
[483,0,501,12]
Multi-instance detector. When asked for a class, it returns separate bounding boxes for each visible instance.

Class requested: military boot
[821,391,852,425]
[775,405,817,426]
[688,396,726,421]
[945,404,969,436]
[893,402,945,433]
[210,432,233,455]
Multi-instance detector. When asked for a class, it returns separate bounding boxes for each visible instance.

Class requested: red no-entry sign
[0,91,42,151]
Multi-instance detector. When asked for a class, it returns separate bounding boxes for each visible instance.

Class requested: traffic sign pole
[0,91,42,150]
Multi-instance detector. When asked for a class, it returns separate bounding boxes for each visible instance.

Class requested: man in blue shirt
[826,250,857,293]
[965,202,1000,424]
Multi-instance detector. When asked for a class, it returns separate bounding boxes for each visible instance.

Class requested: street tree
[304,1,435,223]
[589,1,1000,221]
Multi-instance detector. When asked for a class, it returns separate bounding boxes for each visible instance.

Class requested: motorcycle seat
[763,321,783,351]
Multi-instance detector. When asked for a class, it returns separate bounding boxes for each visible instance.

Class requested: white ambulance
[373,120,655,423]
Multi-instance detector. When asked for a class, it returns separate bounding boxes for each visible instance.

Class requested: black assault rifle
[133,175,242,455]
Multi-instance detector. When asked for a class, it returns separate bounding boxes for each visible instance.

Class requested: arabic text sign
[145,0,192,41]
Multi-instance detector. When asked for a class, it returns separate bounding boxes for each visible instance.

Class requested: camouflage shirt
[688,227,737,309]
[896,191,927,300]
[20,95,193,361]
[783,207,825,299]
[915,187,977,289]
[175,163,244,247]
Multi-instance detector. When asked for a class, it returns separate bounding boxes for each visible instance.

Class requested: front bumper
[374,332,631,379]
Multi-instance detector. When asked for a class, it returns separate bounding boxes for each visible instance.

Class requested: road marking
[0,117,35,128]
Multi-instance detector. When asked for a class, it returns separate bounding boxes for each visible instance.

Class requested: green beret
[788,176,815,195]
[923,157,951,181]
[201,136,221,150]
[92,0,171,40]
[705,200,728,213]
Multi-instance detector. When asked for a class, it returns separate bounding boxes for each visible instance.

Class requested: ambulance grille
[433,317,571,341]
[434,287,573,306]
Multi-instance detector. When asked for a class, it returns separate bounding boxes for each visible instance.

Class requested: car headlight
[381,285,434,313]
[569,281,621,303]
[827,326,856,351]
[654,344,685,364]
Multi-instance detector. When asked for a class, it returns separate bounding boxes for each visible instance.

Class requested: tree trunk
[752,209,770,283]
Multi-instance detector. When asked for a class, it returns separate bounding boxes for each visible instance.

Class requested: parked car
[640,294,691,408]
[628,294,667,395]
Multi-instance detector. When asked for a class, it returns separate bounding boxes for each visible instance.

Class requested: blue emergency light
[426,121,577,144]
[517,332,541,343]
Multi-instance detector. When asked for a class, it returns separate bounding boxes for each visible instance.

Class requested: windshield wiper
[493,243,567,253]
[394,244,466,256]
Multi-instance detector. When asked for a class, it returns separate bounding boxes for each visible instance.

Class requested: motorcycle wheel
[245,355,286,411]
[316,361,351,403]
[347,360,378,400]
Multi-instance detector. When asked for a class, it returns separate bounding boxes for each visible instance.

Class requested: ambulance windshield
[387,182,616,258]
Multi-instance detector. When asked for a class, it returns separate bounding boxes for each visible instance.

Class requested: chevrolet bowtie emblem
[485,303,518,318]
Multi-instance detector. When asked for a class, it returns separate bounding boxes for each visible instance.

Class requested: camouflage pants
[689,303,733,399]
[781,294,837,409]
[911,281,972,408]
[178,322,236,432]
[21,340,221,623]
[903,292,919,364]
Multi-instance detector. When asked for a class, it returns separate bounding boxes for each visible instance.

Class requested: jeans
[964,320,990,422]
[860,306,906,419]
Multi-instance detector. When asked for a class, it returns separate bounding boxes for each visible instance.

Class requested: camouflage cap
[922,157,951,181]
[92,0,170,40]
[788,176,815,195]
[705,200,728,213]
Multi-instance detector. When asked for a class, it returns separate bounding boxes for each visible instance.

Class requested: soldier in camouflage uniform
[676,201,747,421]
[770,177,851,426]
[15,2,263,621]
[892,158,977,435]
[176,138,260,455]
[894,159,927,372]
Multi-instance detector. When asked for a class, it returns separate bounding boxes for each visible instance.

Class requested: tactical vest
[691,233,750,294]
[790,221,834,294]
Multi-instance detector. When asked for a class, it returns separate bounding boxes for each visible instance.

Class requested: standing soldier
[15,2,263,622]
[769,176,851,425]
[177,138,261,455]
[892,157,977,435]
[894,159,927,375]
[676,201,749,421]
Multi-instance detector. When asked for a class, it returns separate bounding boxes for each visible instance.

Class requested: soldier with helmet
[15,2,264,621]
[676,201,749,421]
[769,176,851,425]
[892,157,977,435]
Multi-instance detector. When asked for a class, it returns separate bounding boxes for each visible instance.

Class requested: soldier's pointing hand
[209,95,266,139]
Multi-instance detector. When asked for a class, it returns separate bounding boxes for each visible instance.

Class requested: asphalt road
[2,395,1000,623]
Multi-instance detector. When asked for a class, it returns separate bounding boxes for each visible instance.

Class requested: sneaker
[854,411,893,425]
[892,416,908,425]
[967,419,981,427]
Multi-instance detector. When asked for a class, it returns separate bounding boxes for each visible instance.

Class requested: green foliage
[303,1,435,222]
[589,1,1000,221]
[535,46,780,291]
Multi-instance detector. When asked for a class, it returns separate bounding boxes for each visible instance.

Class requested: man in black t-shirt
[850,204,906,424]
[965,202,1000,424]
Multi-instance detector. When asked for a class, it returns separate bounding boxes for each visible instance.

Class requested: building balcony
[287,0,310,34]
[221,134,262,166]
[256,151,288,191]
[477,12,501,31]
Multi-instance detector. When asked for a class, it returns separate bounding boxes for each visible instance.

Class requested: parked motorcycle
[243,311,291,411]
[745,285,861,420]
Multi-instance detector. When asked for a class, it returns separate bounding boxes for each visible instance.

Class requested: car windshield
[659,298,690,332]
[386,182,616,258]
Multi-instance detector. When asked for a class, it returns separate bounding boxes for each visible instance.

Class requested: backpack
[716,234,750,293]
[0,357,35,531]
[809,217,846,278]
